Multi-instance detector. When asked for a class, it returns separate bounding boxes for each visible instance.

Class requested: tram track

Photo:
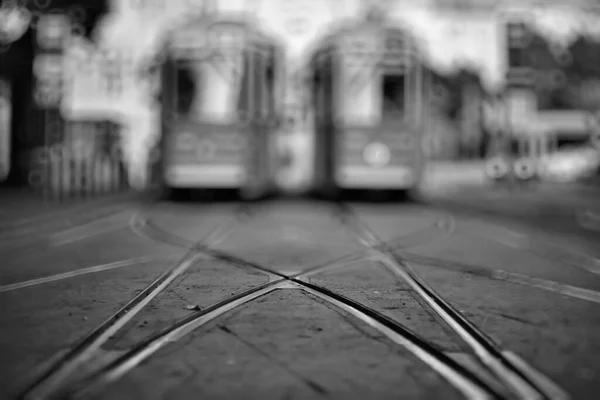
[399,253,600,305]
[19,204,254,400]
[18,201,570,400]
[129,203,570,399]
[133,205,599,306]
[66,276,498,400]
[332,203,569,400]
[130,204,456,262]
[19,204,486,400]
[60,213,499,399]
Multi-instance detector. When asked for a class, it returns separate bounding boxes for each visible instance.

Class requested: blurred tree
[564,35,600,110]
[567,35,600,80]
[517,26,600,110]
[521,28,569,110]
[426,65,485,125]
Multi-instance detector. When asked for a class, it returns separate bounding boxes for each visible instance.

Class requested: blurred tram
[308,22,429,196]
[158,16,283,199]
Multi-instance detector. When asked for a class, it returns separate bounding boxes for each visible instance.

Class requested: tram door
[161,20,281,199]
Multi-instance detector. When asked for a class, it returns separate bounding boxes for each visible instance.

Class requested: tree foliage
[510,23,600,110]
[0,0,109,185]
[0,0,109,78]
[566,35,600,81]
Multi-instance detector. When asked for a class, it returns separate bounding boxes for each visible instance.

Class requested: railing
[28,119,129,201]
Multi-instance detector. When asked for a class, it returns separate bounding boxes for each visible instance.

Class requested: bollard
[36,119,129,201]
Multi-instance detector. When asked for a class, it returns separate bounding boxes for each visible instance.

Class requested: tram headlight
[363,142,391,168]
[514,158,537,180]
[485,157,509,180]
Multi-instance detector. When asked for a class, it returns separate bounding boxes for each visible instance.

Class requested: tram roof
[163,14,279,49]
[311,21,422,58]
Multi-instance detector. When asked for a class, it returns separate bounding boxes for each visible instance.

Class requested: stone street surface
[1,194,600,399]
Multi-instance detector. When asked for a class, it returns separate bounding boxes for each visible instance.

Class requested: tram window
[175,63,197,116]
[382,74,405,115]
[174,54,243,122]
[266,63,274,99]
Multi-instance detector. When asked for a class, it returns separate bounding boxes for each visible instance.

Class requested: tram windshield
[337,38,414,126]
[173,49,245,123]
[381,73,406,118]
[173,47,275,123]
[175,62,198,116]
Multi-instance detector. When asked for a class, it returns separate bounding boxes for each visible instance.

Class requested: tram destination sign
[339,29,415,70]
[169,21,249,60]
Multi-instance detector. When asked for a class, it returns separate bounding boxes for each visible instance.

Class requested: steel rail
[332,203,569,400]
[67,254,500,400]
[19,205,254,400]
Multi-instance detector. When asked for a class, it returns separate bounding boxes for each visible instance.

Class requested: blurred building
[2,0,599,193]
[0,0,110,191]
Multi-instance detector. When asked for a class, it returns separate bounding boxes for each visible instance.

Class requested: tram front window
[174,53,245,123]
[175,62,198,117]
[382,74,405,118]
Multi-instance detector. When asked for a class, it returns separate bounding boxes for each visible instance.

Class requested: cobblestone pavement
[0,188,147,251]
[1,197,599,399]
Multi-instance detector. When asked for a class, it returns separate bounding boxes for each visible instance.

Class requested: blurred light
[542,147,600,182]
[363,142,391,168]
[0,4,31,44]
[514,158,536,180]
[485,157,509,179]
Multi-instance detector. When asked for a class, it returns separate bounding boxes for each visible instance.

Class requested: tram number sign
[170,27,210,59]
[341,34,407,70]
[207,23,246,50]
[170,23,247,59]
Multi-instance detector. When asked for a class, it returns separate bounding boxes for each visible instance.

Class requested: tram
[308,21,429,196]
[158,16,283,199]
